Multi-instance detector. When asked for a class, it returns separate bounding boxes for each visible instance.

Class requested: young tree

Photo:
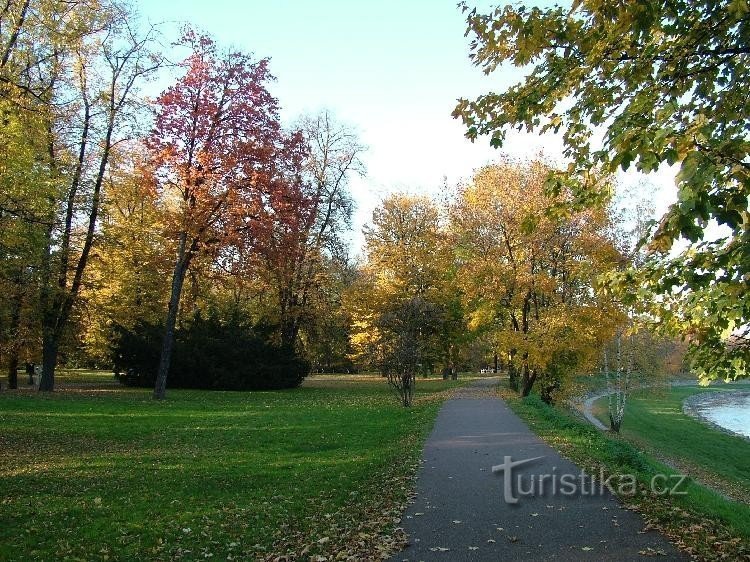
[454,0,750,383]
[146,30,287,399]
[603,331,631,433]
[378,296,442,407]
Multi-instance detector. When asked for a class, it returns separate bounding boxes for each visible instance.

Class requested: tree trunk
[7,352,18,390]
[508,349,519,391]
[609,413,621,433]
[402,373,414,407]
[38,332,58,391]
[493,352,498,374]
[520,361,536,397]
[521,378,535,396]
[6,287,22,390]
[153,244,189,400]
[508,364,519,391]
[280,321,299,351]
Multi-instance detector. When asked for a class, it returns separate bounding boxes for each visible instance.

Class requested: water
[696,392,750,438]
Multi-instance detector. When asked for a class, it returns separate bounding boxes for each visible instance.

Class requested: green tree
[0,97,49,387]
[1,1,163,389]
[454,0,750,382]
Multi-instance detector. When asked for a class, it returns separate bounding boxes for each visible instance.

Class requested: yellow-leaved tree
[346,193,465,404]
[451,159,624,403]
[81,147,172,365]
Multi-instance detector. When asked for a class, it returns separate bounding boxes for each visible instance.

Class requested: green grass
[591,384,750,503]
[501,386,750,560]
[0,374,463,561]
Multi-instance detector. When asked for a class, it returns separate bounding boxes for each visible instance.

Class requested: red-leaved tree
[146,30,287,399]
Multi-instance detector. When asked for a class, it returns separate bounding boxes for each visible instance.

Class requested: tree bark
[6,286,22,389]
[7,353,18,390]
[508,349,519,391]
[493,352,498,374]
[520,360,536,397]
[153,238,189,400]
[39,331,58,391]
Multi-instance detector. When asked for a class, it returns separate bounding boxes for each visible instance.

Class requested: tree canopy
[454,0,750,382]
[451,159,623,401]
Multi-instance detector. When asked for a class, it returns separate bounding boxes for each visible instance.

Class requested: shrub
[111,313,309,390]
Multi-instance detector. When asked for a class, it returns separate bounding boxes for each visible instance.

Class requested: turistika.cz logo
[491,456,688,504]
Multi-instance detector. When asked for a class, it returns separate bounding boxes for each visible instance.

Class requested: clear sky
[133,0,677,252]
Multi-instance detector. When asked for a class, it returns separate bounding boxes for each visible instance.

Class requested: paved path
[393,378,685,561]
[581,390,610,430]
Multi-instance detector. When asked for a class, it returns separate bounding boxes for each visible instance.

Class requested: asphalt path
[392,378,685,561]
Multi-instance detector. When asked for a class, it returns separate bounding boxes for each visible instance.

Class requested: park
[1,1,748,560]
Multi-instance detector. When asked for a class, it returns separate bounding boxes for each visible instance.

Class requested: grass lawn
[591,384,750,503]
[0,372,465,561]
[500,383,750,560]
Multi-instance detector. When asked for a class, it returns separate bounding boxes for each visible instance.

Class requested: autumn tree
[81,147,171,364]
[0,84,48,388]
[0,1,162,390]
[249,111,364,353]
[454,0,750,383]
[146,30,293,399]
[348,194,462,382]
[451,160,623,402]
[0,1,66,387]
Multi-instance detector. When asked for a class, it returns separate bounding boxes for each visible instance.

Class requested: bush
[111,313,309,391]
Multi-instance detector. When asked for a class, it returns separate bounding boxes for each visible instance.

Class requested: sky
[133,0,678,253]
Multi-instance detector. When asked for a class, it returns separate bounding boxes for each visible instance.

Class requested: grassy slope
[0,374,464,561]
[502,386,750,560]
[592,384,750,502]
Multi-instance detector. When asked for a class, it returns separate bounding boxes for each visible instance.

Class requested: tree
[378,296,442,407]
[603,331,631,433]
[451,159,622,402]
[301,257,358,373]
[111,312,308,391]
[348,194,461,380]
[250,111,364,351]
[0,0,162,391]
[454,0,750,383]
[146,30,288,399]
[80,147,171,365]
[0,96,48,388]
